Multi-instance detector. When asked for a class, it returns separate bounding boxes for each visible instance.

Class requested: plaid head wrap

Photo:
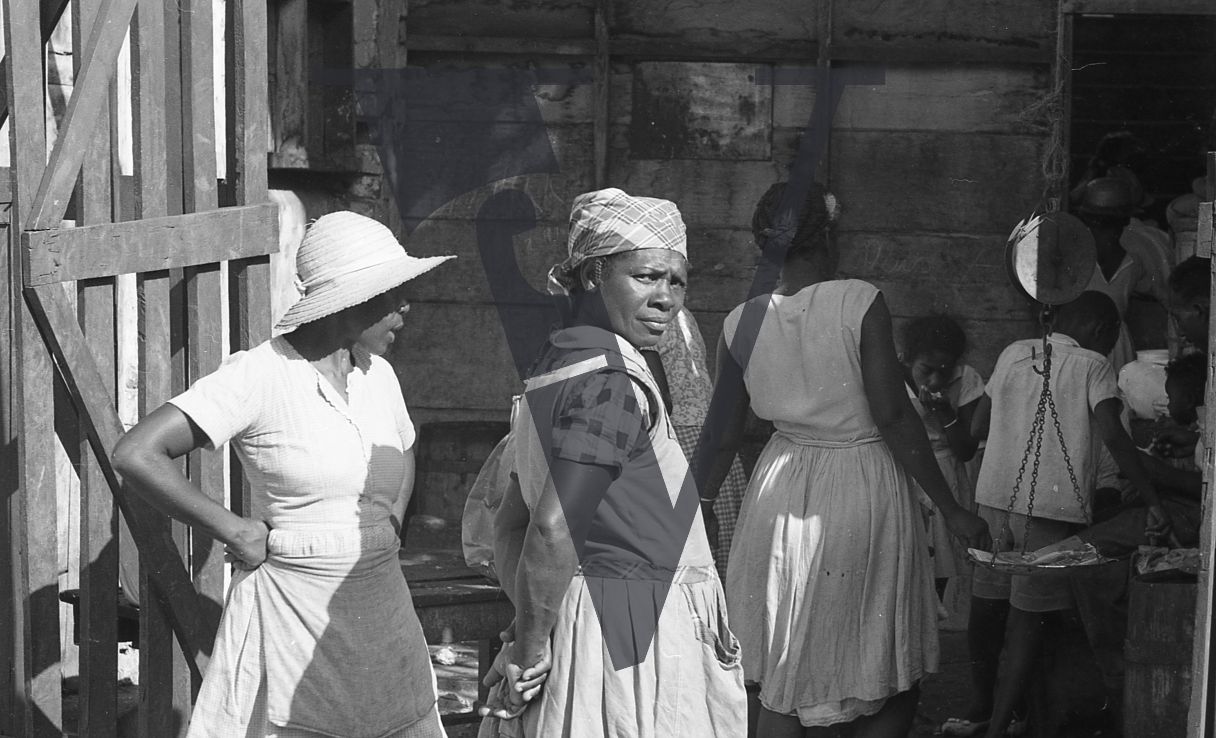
[547,188,688,295]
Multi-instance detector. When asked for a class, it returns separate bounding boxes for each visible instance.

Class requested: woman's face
[585,249,687,349]
[906,349,957,395]
[344,285,411,356]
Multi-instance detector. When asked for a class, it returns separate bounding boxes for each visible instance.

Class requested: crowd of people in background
[112,128,1212,737]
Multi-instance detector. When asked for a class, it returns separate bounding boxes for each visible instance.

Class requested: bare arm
[390,447,416,536]
[970,393,992,442]
[512,459,611,669]
[693,333,751,501]
[112,404,268,567]
[1093,398,1163,508]
[942,398,981,462]
[859,295,990,549]
[492,470,529,604]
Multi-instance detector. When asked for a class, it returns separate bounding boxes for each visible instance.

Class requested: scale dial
[1005,212,1097,306]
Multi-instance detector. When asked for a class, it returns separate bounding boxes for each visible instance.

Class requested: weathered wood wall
[268,0,1056,429]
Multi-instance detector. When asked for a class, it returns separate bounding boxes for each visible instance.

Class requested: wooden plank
[0,240,12,735]
[832,0,1055,49]
[23,203,279,285]
[135,271,184,738]
[130,0,182,729]
[179,0,217,215]
[76,274,120,737]
[227,0,272,522]
[271,0,308,168]
[73,0,120,726]
[162,0,184,216]
[1199,202,1213,260]
[406,0,595,39]
[25,283,212,681]
[179,0,226,676]
[1190,164,1216,738]
[773,66,1049,134]
[227,0,269,205]
[26,0,139,231]
[827,42,1052,65]
[3,0,59,728]
[826,131,1047,236]
[406,34,595,56]
[592,0,608,188]
[14,306,61,738]
[0,0,73,125]
[1064,0,1216,14]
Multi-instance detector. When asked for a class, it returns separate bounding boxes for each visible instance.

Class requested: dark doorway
[1069,13,1216,227]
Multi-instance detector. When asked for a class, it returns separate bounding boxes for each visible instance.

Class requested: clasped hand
[478,622,551,720]
[223,520,270,571]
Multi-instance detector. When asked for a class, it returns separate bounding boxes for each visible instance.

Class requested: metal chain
[1001,306,1081,554]
[1045,376,1087,520]
[1022,347,1049,549]
[1003,352,1049,554]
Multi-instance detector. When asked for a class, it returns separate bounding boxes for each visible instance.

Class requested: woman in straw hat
[114,211,455,737]
[478,188,746,737]
[696,182,989,738]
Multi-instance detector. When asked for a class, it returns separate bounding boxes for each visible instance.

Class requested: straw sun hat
[276,211,454,331]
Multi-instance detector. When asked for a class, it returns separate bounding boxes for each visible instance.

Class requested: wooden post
[4,0,61,731]
[131,0,191,729]
[226,0,271,521]
[271,0,309,167]
[593,0,608,189]
[179,0,227,685]
[1188,151,1216,738]
[72,0,120,730]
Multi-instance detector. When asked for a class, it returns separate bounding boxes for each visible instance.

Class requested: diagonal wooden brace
[26,0,139,230]
[25,282,213,682]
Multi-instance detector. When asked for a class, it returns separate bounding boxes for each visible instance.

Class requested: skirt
[480,563,746,738]
[187,525,441,738]
[725,433,938,727]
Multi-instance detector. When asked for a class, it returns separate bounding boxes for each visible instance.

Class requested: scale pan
[1005,211,1096,306]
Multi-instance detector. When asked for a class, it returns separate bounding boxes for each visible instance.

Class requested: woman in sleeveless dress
[697,183,989,738]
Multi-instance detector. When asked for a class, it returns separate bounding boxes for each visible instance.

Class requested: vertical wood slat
[158,0,195,713]
[226,0,271,519]
[0,220,15,736]
[271,0,308,167]
[592,0,608,189]
[130,0,184,730]
[3,0,61,731]
[1191,154,1216,738]
[73,0,120,729]
[179,0,227,663]
[373,0,405,237]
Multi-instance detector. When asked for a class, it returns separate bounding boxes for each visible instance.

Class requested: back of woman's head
[1169,256,1211,304]
[1166,351,1207,409]
[751,181,837,262]
[901,315,967,363]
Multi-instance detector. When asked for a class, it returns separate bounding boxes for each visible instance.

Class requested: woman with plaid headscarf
[479,188,746,737]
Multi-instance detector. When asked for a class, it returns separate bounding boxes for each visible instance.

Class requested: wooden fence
[0,0,275,734]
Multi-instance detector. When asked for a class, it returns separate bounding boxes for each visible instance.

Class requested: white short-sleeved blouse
[169,335,416,531]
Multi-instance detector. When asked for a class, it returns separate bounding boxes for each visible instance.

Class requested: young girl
[900,316,984,606]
